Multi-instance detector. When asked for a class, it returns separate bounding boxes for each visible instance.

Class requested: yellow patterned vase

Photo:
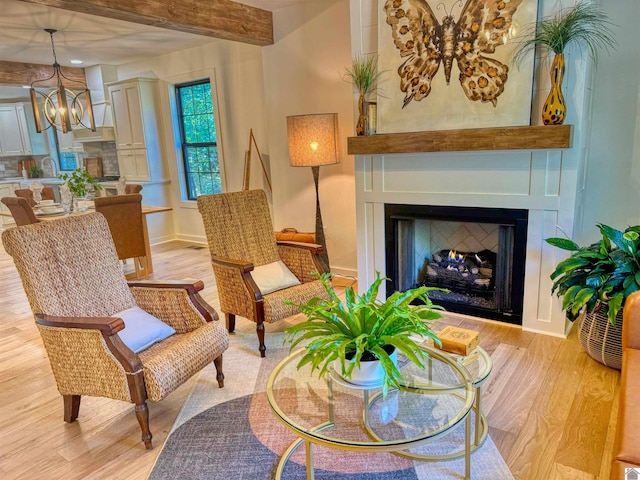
[356,93,366,136]
[542,53,566,125]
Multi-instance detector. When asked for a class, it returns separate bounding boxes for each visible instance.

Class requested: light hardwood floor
[0,240,619,479]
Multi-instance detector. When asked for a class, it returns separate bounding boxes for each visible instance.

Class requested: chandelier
[29,29,95,134]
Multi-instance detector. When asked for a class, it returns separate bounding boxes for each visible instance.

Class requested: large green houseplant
[547,223,640,368]
[284,272,443,395]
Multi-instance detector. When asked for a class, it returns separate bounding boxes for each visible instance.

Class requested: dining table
[0,203,172,278]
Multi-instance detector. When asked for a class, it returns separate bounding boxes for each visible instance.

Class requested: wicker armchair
[197,189,329,357]
[1,214,229,449]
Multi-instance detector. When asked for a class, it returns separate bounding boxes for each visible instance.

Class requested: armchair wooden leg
[226,313,236,333]
[63,395,81,422]
[214,355,224,388]
[135,402,153,450]
[257,321,266,358]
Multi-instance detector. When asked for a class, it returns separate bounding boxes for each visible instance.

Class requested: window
[59,152,78,171]
[175,80,220,200]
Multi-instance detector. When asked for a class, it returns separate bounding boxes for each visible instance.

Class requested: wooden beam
[17,0,274,46]
[0,60,86,87]
[347,125,574,155]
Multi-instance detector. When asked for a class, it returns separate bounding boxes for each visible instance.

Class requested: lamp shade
[287,113,340,167]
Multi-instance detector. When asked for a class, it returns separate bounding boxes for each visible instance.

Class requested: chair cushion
[113,306,176,353]
[252,260,301,295]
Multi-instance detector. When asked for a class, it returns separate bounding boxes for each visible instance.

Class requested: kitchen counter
[0,177,64,185]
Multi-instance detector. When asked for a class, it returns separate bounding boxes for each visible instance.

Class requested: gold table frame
[267,346,478,480]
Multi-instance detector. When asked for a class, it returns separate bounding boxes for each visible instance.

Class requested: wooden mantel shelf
[347,124,573,155]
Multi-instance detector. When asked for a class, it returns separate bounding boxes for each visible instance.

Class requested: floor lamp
[286,113,340,273]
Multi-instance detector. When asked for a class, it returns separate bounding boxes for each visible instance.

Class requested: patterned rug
[147,319,514,480]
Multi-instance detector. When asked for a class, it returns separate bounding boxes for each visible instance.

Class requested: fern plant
[284,272,444,395]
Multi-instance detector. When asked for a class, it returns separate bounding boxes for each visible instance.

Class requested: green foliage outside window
[176,80,220,200]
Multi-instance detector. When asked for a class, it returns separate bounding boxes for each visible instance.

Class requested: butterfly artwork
[376,0,537,133]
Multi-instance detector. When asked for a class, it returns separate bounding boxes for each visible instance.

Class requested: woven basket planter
[578,308,623,370]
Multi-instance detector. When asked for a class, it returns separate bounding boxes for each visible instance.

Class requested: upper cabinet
[108,78,165,182]
[0,104,32,156]
[0,102,49,157]
[57,130,83,153]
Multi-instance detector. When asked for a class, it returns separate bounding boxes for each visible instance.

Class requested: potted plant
[513,1,616,125]
[284,272,443,395]
[343,54,384,136]
[546,223,640,369]
[59,168,101,197]
[58,168,102,211]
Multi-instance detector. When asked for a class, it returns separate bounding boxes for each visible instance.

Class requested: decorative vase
[356,93,366,136]
[337,346,397,386]
[542,53,566,125]
[73,196,89,213]
[578,308,623,370]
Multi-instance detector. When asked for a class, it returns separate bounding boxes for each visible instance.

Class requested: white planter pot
[338,347,398,387]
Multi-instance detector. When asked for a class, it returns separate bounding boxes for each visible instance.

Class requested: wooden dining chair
[1,197,39,226]
[14,187,55,207]
[94,194,148,279]
[125,184,143,194]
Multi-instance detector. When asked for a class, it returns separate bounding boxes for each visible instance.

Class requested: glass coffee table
[267,345,478,480]
[397,344,493,459]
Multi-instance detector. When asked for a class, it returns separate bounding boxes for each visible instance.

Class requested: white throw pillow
[112,306,176,353]
[251,260,301,295]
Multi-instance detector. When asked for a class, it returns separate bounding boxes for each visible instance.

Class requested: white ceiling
[0,0,307,68]
[0,0,312,98]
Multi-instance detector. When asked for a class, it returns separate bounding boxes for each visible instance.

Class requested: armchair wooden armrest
[34,313,142,373]
[211,255,262,300]
[36,313,125,335]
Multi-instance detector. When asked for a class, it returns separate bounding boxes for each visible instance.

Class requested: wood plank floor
[0,240,620,479]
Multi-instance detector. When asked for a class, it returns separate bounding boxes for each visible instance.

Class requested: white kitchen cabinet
[108,78,165,182]
[57,130,83,153]
[0,182,20,226]
[116,149,150,182]
[0,104,32,156]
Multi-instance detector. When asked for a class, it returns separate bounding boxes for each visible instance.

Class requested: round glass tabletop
[266,346,475,452]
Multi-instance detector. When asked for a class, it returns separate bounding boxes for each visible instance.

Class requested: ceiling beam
[0,60,86,87]
[17,0,274,46]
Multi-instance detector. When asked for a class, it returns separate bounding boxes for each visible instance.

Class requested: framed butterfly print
[376,0,538,133]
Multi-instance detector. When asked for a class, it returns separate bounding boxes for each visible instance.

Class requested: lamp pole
[312,165,330,273]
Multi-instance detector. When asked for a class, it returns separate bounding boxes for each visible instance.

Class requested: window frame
[174,79,221,201]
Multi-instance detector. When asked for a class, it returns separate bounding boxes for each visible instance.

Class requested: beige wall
[262,0,357,277]
[115,40,269,243]
[114,1,358,277]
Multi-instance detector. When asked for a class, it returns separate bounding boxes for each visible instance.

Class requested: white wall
[115,40,269,243]
[262,0,357,277]
[579,0,640,242]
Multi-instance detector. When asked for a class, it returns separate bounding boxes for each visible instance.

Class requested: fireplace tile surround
[353,132,581,338]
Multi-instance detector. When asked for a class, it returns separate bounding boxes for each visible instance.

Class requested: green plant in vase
[513,1,616,125]
[546,224,640,369]
[59,168,102,211]
[343,54,384,136]
[284,272,444,396]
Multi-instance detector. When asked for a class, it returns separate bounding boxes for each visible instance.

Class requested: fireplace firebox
[385,204,528,325]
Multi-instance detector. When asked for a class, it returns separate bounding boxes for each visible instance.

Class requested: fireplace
[385,204,528,325]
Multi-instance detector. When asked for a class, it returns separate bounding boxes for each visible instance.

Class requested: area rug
[147,319,514,480]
